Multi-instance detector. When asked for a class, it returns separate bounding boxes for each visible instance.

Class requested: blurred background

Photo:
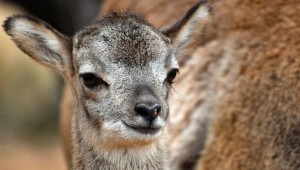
[0,0,103,169]
[3,0,298,170]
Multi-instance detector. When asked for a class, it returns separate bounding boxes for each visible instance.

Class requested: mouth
[122,121,161,135]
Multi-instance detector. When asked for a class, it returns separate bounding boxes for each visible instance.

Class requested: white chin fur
[103,121,163,139]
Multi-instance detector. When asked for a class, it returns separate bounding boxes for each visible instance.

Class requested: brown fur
[101,0,300,170]
[197,0,300,169]
[60,83,73,167]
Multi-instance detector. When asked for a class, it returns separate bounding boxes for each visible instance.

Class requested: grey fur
[71,13,176,169]
[2,2,211,169]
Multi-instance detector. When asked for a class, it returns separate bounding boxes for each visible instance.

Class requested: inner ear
[3,15,73,76]
[159,0,212,64]
[160,0,212,40]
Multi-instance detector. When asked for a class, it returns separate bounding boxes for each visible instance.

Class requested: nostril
[135,103,161,122]
[135,104,150,117]
[152,104,161,117]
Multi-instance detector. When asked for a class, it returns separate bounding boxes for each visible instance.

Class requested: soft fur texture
[3,1,211,169]
[197,1,300,169]
[101,0,300,170]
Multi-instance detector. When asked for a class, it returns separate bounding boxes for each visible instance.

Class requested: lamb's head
[72,13,179,147]
[3,1,211,149]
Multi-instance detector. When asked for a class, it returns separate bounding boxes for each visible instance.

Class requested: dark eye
[166,69,179,84]
[81,73,107,89]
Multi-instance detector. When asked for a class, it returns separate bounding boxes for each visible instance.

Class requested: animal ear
[160,0,212,64]
[2,15,72,75]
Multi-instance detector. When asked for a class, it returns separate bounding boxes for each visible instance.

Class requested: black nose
[135,103,161,123]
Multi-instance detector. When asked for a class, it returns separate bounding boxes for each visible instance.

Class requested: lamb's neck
[73,137,168,170]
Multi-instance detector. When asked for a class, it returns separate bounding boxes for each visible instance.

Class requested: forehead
[73,12,172,67]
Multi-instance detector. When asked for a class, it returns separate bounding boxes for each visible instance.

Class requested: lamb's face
[3,0,211,149]
[72,13,179,148]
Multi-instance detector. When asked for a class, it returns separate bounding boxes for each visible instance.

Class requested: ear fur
[160,0,212,64]
[2,15,73,75]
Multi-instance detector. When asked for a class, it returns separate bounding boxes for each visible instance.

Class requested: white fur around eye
[79,64,95,74]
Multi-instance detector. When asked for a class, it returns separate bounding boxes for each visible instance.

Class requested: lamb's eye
[166,69,179,84]
[81,73,106,89]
